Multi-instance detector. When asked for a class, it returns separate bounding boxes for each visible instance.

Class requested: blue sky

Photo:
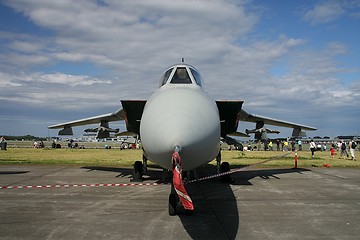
[0,0,359,139]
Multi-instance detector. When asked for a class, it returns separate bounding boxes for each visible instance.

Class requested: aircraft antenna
[181,58,184,63]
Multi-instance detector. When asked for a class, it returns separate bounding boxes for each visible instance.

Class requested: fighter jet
[246,127,280,141]
[49,63,316,215]
[84,126,119,138]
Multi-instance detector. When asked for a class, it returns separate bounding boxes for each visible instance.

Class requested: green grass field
[1,144,358,169]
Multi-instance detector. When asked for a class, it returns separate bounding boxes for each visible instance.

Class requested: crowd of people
[25,137,359,161]
[241,138,357,161]
[33,140,45,148]
[242,139,307,152]
[309,139,357,161]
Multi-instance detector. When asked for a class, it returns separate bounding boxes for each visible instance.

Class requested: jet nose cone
[140,88,220,170]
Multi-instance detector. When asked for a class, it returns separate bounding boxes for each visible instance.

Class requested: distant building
[336,136,359,141]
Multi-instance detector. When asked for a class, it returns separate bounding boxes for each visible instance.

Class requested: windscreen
[170,67,192,84]
[159,68,174,87]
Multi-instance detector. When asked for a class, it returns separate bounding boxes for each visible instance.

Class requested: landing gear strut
[216,150,221,174]
[216,149,233,183]
[168,183,179,216]
[142,153,148,175]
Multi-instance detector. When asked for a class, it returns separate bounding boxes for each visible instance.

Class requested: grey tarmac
[0,165,359,240]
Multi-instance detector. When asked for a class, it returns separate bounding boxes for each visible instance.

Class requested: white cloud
[34,72,112,86]
[0,70,113,111]
[4,53,50,67]
[1,71,111,87]
[0,71,21,87]
[1,0,359,137]
[8,40,43,53]
[302,0,345,25]
[2,0,259,72]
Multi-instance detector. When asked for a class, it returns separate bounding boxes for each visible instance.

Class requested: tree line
[1,135,48,141]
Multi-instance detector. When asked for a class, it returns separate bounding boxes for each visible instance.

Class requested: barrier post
[294,150,298,169]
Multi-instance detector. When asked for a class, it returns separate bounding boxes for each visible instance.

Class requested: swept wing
[239,109,316,131]
[48,108,124,129]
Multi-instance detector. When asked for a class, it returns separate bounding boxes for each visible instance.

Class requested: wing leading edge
[48,108,124,129]
[48,101,147,137]
[239,109,317,131]
[215,101,316,140]
[48,108,124,137]
[239,109,317,139]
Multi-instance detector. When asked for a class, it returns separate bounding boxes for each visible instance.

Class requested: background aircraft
[49,63,316,215]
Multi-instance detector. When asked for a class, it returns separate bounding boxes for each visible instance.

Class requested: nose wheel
[168,190,178,216]
[131,161,143,182]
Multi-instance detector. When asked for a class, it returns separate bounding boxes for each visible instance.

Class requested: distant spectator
[268,141,273,151]
[68,139,74,148]
[52,140,56,148]
[309,139,316,158]
[264,140,269,151]
[283,141,289,152]
[0,136,7,151]
[316,143,322,151]
[298,140,302,151]
[330,147,335,158]
[322,143,327,151]
[276,139,280,151]
[337,141,342,151]
[349,140,357,161]
[339,140,347,159]
[291,141,295,151]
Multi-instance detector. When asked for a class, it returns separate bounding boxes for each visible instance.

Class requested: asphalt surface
[0,165,359,240]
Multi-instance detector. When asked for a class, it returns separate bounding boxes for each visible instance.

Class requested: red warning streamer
[172,152,194,211]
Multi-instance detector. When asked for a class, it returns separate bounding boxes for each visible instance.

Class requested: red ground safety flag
[172,152,194,211]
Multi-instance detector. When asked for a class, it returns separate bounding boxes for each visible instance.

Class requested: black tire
[220,162,230,173]
[132,161,143,181]
[134,161,143,174]
[185,209,194,216]
[220,162,232,183]
[169,193,177,216]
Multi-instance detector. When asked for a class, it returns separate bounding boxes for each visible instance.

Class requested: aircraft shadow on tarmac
[177,167,310,240]
[81,166,167,181]
[0,171,30,175]
[81,165,310,240]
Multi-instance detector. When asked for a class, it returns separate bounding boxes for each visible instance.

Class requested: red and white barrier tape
[0,182,165,190]
[1,153,292,190]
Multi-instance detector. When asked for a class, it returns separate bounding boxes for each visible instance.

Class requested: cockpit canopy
[159,64,204,88]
